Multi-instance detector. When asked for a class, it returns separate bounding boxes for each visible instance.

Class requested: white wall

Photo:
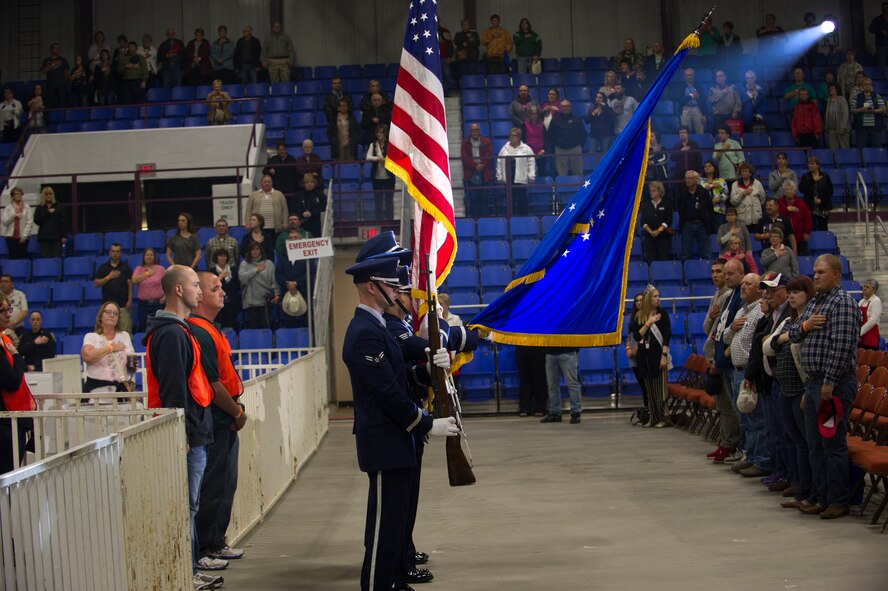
[4,124,265,200]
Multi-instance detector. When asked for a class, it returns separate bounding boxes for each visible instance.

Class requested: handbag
[531,58,542,75]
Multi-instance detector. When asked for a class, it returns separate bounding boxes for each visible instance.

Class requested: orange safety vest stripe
[0,335,36,411]
[186,316,244,398]
[146,324,215,408]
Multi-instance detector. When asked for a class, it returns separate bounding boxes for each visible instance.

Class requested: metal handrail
[856,171,870,247]
[874,215,888,271]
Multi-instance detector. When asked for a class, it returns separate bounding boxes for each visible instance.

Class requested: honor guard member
[343,251,459,591]
[189,272,248,571]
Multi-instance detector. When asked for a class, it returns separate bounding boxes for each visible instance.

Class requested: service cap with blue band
[397,265,412,293]
[355,231,412,265]
[346,253,402,285]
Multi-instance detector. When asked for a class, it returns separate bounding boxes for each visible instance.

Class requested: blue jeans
[732,369,769,468]
[238,64,258,85]
[803,373,855,508]
[162,64,182,89]
[780,393,811,501]
[546,351,582,415]
[588,136,613,153]
[761,383,795,481]
[681,222,709,259]
[187,445,208,574]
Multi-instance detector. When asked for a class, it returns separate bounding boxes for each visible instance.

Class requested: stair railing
[856,171,870,247]
[873,215,888,271]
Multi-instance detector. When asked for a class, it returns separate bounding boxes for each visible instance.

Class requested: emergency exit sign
[136,163,156,176]
[359,226,381,240]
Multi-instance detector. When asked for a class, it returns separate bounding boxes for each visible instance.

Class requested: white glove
[429,416,459,437]
[425,346,451,371]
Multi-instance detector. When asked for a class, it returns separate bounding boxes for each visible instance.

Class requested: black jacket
[677,186,714,234]
[641,198,672,233]
[34,205,66,241]
[288,187,327,237]
[233,36,262,69]
[548,113,586,150]
[144,311,213,447]
[18,329,56,371]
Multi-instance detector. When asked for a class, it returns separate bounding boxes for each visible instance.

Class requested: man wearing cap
[343,236,459,591]
[724,273,770,478]
[750,272,797,493]
[788,254,860,519]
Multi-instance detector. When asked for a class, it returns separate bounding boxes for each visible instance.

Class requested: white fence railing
[0,409,189,591]
[0,349,329,589]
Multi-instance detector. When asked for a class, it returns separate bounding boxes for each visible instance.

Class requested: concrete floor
[220,414,887,591]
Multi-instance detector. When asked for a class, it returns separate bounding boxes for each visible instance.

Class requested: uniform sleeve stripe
[406,408,423,432]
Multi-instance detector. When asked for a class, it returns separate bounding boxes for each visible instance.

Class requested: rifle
[424,256,476,486]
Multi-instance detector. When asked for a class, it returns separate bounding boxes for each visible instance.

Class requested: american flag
[385,0,456,295]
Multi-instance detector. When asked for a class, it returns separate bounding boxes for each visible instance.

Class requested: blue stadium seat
[81,121,107,132]
[57,334,80,355]
[509,216,539,240]
[460,75,485,89]
[565,86,591,102]
[262,113,287,130]
[659,285,692,312]
[63,256,94,281]
[291,96,317,111]
[477,217,508,240]
[748,151,772,170]
[460,347,494,401]
[873,168,888,200]
[808,231,837,256]
[73,307,97,331]
[363,64,387,79]
[41,308,73,335]
[183,116,205,127]
[687,311,709,342]
[73,232,103,256]
[146,88,170,102]
[835,148,861,168]
[164,103,190,118]
[244,83,269,97]
[90,107,114,121]
[270,82,296,96]
[797,256,814,276]
[511,239,540,267]
[487,89,513,105]
[82,283,103,306]
[463,105,488,122]
[104,231,134,254]
[810,148,834,166]
[578,347,616,396]
[65,109,88,122]
[288,112,314,128]
[455,218,476,241]
[562,71,588,86]
[51,283,82,308]
[668,343,693,381]
[541,215,557,235]
[170,87,194,101]
[31,258,62,282]
[670,313,687,344]
[486,74,511,88]
[743,132,770,148]
[461,90,486,105]
[107,120,134,131]
[314,66,337,79]
[276,327,310,348]
[627,261,649,292]
[480,265,512,293]
[444,265,478,294]
[19,283,50,308]
[863,147,888,168]
[238,328,274,363]
[478,240,510,265]
[488,104,510,121]
[135,230,165,252]
[157,117,183,128]
[650,260,683,287]
[454,242,477,265]
[266,97,291,112]
[538,72,562,87]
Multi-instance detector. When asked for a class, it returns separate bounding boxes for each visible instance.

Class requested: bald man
[145,265,220,589]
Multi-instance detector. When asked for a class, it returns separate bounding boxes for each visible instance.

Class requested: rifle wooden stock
[426,291,476,487]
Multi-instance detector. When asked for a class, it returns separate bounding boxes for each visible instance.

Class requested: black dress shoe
[393,585,416,591]
[405,568,434,583]
[414,551,429,565]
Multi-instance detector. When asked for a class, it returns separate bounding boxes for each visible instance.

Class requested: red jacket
[184,39,212,77]
[778,196,812,239]
[460,135,494,184]
[791,100,822,138]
